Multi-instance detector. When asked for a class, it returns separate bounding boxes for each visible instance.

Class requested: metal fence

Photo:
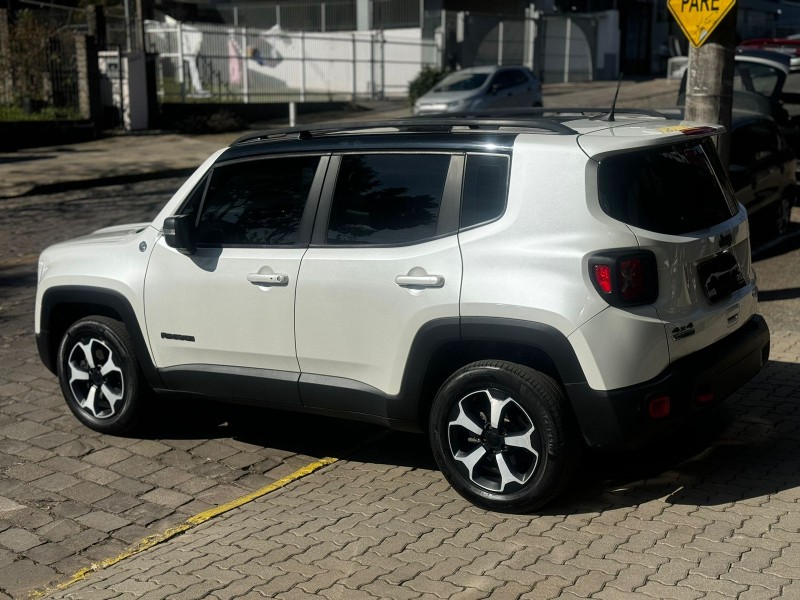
[146,20,433,103]
[214,0,422,32]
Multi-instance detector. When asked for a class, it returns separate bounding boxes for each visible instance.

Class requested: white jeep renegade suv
[35,116,770,512]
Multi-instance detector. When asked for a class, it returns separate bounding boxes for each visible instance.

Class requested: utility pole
[684,9,737,167]
[134,0,146,52]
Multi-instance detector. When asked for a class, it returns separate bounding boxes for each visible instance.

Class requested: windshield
[434,72,488,92]
[733,63,782,97]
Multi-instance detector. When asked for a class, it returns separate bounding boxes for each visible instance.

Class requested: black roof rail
[232,117,576,145]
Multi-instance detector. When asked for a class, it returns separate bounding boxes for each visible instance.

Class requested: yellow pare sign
[667,0,736,47]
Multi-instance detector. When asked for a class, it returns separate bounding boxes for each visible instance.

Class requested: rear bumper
[567,314,770,449]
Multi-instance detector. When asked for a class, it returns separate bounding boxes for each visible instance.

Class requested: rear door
[294,152,463,404]
[595,137,758,362]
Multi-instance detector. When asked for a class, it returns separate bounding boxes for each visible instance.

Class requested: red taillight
[619,258,644,300]
[696,392,715,404]
[589,250,658,307]
[649,396,671,419]
[593,265,612,294]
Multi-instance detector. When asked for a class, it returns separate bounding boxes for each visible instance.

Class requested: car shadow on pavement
[559,358,800,513]
[133,396,389,459]
[128,358,798,515]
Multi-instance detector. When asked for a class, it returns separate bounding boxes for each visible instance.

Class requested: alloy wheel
[447,388,541,494]
[66,337,125,419]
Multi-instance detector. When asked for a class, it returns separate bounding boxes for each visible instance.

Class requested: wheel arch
[393,317,588,430]
[38,286,163,388]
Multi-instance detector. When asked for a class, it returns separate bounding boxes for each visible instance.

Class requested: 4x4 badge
[672,323,695,340]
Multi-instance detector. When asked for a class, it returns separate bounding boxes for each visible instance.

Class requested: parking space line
[28,457,338,600]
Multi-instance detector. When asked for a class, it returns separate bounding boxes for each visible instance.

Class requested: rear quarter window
[597,139,739,235]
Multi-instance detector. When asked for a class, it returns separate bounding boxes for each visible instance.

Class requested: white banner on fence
[145,18,429,103]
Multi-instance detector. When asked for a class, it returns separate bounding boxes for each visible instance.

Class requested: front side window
[326,154,450,245]
[196,155,320,246]
[491,70,528,90]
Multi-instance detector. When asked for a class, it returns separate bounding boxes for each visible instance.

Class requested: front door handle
[395,274,444,288]
[248,273,289,286]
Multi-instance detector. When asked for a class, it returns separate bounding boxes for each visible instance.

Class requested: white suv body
[35,117,770,511]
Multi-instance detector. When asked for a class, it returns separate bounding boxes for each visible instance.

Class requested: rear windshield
[597,139,739,235]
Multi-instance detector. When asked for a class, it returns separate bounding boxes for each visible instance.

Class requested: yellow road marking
[28,457,338,599]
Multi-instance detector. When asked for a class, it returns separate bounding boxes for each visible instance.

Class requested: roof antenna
[599,72,624,122]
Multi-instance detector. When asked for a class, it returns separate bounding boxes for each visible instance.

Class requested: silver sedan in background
[413,65,543,116]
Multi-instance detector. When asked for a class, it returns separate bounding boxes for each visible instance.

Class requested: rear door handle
[248,273,289,286]
[395,275,444,288]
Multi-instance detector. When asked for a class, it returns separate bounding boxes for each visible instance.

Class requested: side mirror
[163,214,195,255]
[491,84,500,95]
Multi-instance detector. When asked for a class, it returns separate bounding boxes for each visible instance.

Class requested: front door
[144,154,326,404]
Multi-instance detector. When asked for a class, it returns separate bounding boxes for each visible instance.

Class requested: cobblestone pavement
[0,179,383,598]
[2,89,800,598]
[42,332,800,600]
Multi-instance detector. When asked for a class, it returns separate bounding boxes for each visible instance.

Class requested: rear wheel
[429,360,580,513]
[56,316,148,434]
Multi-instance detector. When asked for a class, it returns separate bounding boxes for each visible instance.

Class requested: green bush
[408,66,451,107]
[172,109,248,134]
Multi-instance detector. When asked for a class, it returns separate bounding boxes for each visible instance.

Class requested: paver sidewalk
[38,337,800,600]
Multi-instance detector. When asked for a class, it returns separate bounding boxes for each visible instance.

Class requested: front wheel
[429,360,580,513]
[56,316,148,434]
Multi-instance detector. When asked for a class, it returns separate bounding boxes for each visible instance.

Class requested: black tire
[56,316,148,434]
[429,360,580,513]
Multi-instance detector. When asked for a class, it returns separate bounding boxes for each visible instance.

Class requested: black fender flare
[38,286,164,389]
[389,316,588,424]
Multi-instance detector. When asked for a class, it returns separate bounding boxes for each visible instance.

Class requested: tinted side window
[461,154,509,229]
[196,156,320,246]
[598,139,738,235]
[492,70,529,90]
[327,154,450,245]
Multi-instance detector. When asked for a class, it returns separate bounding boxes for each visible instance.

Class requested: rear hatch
[581,127,758,363]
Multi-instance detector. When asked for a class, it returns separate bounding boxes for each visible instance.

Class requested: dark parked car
[679,49,800,155]
[728,112,797,236]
